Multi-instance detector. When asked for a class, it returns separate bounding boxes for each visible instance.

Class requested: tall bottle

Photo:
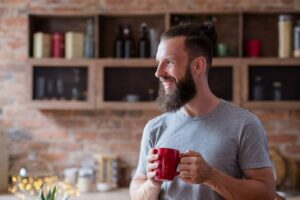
[123,25,134,58]
[114,26,124,58]
[278,14,292,58]
[138,23,150,58]
[84,19,94,58]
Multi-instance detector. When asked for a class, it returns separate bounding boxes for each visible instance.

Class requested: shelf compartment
[242,58,300,109]
[170,13,241,57]
[98,14,166,58]
[28,14,98,58]
[28,59,95,110]
[96,59,159,109]
[243,12,300,58]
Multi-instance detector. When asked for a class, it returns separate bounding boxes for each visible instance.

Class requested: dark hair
[161,22,217,75]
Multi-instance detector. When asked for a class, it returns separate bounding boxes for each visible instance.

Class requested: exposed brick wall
[0,0,299,187]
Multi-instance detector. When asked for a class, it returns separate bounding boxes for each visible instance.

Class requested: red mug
[153,147,181,181]
[246,39,261,57]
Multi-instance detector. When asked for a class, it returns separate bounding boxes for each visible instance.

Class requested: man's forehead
[157,36,186,58]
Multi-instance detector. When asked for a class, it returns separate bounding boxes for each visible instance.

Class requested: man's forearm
[204,168,275,200]
[130,179,161,200]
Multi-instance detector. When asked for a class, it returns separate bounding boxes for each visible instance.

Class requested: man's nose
[155,63,166,78]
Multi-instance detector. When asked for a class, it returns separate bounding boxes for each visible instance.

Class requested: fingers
[180,150,200,157]
[147,148,159,163]
[147,162,159,172]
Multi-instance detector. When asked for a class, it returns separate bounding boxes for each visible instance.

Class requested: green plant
[40,186,56,200]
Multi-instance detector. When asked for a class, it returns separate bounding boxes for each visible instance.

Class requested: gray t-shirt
[136,100,272,200]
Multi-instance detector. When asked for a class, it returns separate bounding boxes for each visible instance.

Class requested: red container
[246,39,261,57]
[154,148,180,181]
[51,32,65,57]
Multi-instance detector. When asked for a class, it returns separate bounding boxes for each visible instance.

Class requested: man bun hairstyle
[161,22,217,75]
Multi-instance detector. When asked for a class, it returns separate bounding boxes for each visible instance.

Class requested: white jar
[278,14,292,58]
[77,176,92,193]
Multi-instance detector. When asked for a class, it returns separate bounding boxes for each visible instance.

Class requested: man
[130,22,275,200]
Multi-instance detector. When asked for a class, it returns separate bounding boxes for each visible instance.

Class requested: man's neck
[180,90,220,117]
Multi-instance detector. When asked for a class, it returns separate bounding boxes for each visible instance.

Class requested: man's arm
[179,150,275,200]
[130,149,162,200]
[130,172,161,200]
[205,167,275,200]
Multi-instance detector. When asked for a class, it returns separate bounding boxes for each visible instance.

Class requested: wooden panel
[0,128,8,193]
[99,14,165,58]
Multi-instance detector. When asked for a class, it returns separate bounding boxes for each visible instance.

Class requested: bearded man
[129,23,275,200]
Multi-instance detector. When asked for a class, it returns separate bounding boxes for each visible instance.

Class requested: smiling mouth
[160,77,176,91]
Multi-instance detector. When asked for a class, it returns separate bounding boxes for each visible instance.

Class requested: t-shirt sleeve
[238,115,272,169]
[136,121,153,174]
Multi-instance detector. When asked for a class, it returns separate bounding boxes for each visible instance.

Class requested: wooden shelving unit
[27,58,95,110]
[241,58,300,109]
[27,9,300,110]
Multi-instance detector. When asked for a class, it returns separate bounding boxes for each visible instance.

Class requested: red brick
[3,0,30,6]
[32,130,68,140]
[38,152,67,162]
[267,134,298,144]
[18,119,46,129]
[97,130,132,140]
[255,110,289,122]
[73,131,97,141]
[285,145,300,154]
[48,142,81,151]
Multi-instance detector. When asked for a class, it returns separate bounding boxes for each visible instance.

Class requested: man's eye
[167,60,173,64]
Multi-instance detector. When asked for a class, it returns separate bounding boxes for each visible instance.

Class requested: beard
[156,64,197,112]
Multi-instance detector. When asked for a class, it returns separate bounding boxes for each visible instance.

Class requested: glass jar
[294,21,300,58]
[278,14,292,58]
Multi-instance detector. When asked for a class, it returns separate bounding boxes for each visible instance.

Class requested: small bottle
[272,81,282,101]
[123,25,134,58]
[278,14,292,58]
[294,21,300,58]
[114,26,124,58]
[252,76,264,100]
[84,19,94,58]
[138,23,150,58]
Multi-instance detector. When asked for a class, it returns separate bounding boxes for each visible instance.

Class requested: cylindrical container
[246,39,261,57]
[278,15,292,58]
[77,168,94,192]
[51,32,65,58]
[272,81,282,101]
[64,168,78,185]
[294,23,300,57]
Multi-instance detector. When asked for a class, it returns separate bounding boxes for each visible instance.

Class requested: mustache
[159,76,176,82]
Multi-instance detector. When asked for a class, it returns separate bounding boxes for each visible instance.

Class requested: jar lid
[279,14,292,21]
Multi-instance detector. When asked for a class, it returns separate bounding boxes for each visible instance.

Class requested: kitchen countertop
[0,188,130,200]
[1,189,300,200]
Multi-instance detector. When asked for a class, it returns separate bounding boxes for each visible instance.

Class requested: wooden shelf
[242,101,300,110]
[27,10,300,110]
[28,100,95,110]
[98,102,157,110]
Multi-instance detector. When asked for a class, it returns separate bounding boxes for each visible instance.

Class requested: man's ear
[191,57,206,75]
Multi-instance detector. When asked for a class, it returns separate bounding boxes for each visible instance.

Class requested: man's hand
[146,148,163,187]
[179,150,213,184]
